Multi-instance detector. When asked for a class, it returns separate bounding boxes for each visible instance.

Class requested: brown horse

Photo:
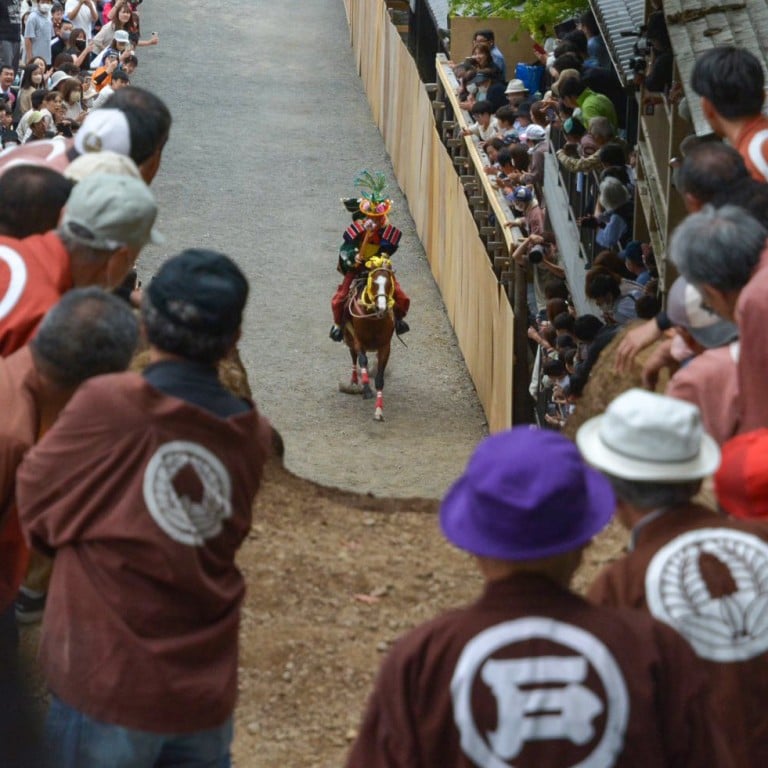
[341,258,396,421]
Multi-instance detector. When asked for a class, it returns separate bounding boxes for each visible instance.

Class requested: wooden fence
[343,0,517,431]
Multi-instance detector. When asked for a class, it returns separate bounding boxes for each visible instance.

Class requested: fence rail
[344,0,519,430]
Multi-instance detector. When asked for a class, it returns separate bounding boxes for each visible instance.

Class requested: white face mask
[38,3,53,13]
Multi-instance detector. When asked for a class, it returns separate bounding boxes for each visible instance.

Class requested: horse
[340,257,396,421]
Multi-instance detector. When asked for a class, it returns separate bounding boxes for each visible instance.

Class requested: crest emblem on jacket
[143,440,232,546]
[451,617,629,767]
[645,527,768,662]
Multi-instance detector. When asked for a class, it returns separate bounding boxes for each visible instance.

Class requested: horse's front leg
[348,344,358,387]
[358,349,374,400]
[373,340,391,421]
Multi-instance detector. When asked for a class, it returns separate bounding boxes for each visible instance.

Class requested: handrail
[435,54,525,251]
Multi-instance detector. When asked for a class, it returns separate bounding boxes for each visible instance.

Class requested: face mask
[69,92,81,104]
[75,39,85,50]
[60,30,71,41]
[39,3,52,13]
[466,83,477,95]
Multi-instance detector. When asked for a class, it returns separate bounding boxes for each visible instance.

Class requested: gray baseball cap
[61,173,163,251]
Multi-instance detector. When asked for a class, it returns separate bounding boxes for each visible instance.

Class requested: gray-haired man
[0,172,161,357]
[670,203,768,432]
[0,288,139,640]
[578,388,768,766]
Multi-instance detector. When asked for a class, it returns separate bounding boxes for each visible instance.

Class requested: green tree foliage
[450,0,589,38]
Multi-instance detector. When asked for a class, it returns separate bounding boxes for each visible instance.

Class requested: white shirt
[65,0,97,40]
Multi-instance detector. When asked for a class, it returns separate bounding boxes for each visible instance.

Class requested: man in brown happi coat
[346,427,734,768]
[17,249,272,768]
[578,388,768,766]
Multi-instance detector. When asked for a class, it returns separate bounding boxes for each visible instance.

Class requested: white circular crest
[142,441,232,546]
[451,617,629,767]
[646,527,768,662]
[0,245,28,321]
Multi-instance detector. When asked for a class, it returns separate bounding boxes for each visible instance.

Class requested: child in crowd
[461,100,498,143]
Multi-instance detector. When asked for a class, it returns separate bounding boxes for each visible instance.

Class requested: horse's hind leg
[358,350,374,400]
[373,341,391,421]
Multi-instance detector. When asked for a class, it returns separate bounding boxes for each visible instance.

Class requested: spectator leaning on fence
[559,75,618,132]
[670,204,768,434]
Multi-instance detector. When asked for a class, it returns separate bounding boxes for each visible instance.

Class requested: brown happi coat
[346,573,733,768]
[17,372,272,733]
[589,503,768,765]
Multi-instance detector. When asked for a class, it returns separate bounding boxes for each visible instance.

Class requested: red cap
[715,429,768,520]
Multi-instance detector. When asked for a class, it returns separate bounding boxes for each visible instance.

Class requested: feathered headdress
[354,170,392,217]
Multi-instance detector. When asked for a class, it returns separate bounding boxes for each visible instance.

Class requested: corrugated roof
[590,0,646,85]
[425,0,449,29]
[665,0,768,136]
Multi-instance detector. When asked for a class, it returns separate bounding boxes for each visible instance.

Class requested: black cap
[148,249,248,335]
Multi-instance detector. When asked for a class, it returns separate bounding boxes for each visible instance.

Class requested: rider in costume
[329,171,410,342]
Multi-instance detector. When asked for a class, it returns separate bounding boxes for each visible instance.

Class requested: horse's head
[361,257,395,316]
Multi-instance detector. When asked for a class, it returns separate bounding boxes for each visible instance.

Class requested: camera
[621,26,651,76]
[528,244,546,264]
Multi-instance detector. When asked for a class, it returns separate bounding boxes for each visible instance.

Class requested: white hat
[74,108,131,157]
[524,124,547,143]
[49,71,74,90]
[666,276,739,348]
[505,78,529,95]
[113,30,130,45]
[64,150,142,182]
[576,389,721,481]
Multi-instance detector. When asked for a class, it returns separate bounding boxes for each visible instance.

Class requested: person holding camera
[513,233,565,315]
[636,12,673,95]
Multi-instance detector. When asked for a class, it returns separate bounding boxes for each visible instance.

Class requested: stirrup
[329,324,343,342]
[395,319,410,335]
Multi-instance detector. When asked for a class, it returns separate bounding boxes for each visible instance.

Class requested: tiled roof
[590,0,646,85]
[664,0,768,135]
[425,0,449,29]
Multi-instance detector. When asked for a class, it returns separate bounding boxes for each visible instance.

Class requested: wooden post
[513,262,534,424]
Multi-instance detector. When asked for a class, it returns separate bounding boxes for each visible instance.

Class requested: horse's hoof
[339,382,363,395]
[374,409,384,421]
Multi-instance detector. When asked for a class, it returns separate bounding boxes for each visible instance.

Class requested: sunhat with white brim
[576,389,721,481]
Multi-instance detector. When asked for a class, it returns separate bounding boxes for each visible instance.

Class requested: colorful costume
[330,172,410,341]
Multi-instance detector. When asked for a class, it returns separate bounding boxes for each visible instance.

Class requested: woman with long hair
[15,63,45,119]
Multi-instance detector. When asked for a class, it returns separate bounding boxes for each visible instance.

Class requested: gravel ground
[137,0,488,499]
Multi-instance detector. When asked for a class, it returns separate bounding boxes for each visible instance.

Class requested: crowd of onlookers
[451,12,768,445]
[0,4,277,767]
[0,0,157,147]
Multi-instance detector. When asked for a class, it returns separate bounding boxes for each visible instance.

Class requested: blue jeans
[46,695,233,768]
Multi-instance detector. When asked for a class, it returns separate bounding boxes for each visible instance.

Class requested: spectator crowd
[449,12,768,451]
[3,2,768,767]
[0,2,275,768]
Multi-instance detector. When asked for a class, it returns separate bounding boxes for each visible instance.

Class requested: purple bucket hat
[440,427,615,560]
